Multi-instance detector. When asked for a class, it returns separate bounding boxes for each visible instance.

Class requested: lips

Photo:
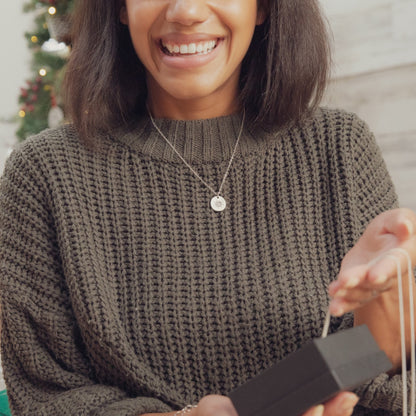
[159,37,221,57]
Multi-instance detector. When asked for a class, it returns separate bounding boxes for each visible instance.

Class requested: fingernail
[340,394,359,412]
[330,302,344,316]
[404,219,414,235]
[345,277,359,289]
[374,274,387,284]
[335,289,347,298]
[338,407,354,416]
[313,404,325,416]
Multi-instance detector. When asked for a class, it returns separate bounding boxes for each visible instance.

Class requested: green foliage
[17,0,73,141]
[25,15,50,49]
[16,78,51,140]
[23,0,74,16]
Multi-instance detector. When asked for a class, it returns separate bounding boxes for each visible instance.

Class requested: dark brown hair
[63,0,331,140]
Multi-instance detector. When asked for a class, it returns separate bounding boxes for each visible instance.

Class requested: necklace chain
[147,108,245,199]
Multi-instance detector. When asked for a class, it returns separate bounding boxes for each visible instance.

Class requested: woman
[0,0,415,415]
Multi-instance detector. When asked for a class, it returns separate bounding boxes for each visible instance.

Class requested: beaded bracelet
[174,404,198,416]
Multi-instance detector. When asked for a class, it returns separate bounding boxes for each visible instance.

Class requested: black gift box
[229,325,392,416]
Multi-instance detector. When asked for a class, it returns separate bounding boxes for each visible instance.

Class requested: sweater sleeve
[0,144,173,416]
[344,113,408,415]
[347,112,399,236]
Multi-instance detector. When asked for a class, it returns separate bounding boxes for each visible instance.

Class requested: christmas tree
[16,0,74,141]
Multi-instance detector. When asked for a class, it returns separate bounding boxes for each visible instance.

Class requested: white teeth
[162,39,218,55]
[188,43,196,54]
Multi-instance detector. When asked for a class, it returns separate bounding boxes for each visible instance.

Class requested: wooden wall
[321,0,416,211]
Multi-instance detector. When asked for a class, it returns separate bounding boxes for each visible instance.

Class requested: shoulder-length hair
[63,0,331,141]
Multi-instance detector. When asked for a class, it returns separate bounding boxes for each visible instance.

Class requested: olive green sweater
[0,108,405,415]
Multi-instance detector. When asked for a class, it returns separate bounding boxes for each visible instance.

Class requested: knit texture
[0,108,402,415]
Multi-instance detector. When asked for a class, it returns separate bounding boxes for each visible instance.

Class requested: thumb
[322,392,359,416]
[302,405,324,416]
[381,208,415,242]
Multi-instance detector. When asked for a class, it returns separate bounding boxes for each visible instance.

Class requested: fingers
[196,395,238,416]
[329,265,394,311]
[329,284,394,316]
[368,249,412,283]
[381,208,415,242]
[328,264,385,316]
[302,393,359,416]
[330,264,368,292]
[302,404,324,416]
[322,392,359,416]
[373,209,416,267]
[328,239,415,316]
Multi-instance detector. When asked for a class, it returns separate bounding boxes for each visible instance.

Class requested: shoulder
[305,107,372,135]
[306,108,391,191]
[264,107,374,144]
[0,126,79,200]
[2,125,112,199]
[4,124,117,176]
[6,124,81,168]
[298,107,379,154]
[14,124,87,156]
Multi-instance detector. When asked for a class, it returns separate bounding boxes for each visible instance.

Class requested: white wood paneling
[321,0,416,77]
[324,64,416,136]
[321,0,416,211]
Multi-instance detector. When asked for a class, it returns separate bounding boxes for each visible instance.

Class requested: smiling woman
[1,1,416,416]
[63,0,329,141]
[119,0,263,118]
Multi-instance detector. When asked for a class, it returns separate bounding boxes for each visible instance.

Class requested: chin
[165,84,220,102]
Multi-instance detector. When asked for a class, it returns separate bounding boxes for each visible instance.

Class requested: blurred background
[0,0,415,395]
[321,0,416,212]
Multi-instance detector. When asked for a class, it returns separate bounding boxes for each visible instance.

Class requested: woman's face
[121,0,264,118]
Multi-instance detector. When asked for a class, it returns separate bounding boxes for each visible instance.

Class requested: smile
[160,39,220,56]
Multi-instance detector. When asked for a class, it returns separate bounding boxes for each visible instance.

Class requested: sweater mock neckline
[112,112,271,164]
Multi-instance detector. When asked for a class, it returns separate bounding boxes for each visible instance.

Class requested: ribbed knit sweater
[0,108,405,416]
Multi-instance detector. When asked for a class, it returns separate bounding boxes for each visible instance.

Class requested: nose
[165,0,209,26]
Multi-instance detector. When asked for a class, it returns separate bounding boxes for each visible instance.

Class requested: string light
[18,110,26,118]
[39,68,47,77]
[31,36,38,43]
[48,7,57,15]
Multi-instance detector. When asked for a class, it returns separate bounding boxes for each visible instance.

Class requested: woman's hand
[302,392,359,416]
[174,209,416,416]
[328,208,416,368]
[329,208,416,315]
[189,392,359,416]
[193,395,238,416]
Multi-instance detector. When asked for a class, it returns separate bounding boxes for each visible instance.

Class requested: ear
[120,5,128,25]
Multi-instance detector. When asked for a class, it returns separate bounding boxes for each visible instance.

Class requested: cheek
[221,5,259,64]
[220,0,259,28]
[220,2,259,41]
[125,4,160,63]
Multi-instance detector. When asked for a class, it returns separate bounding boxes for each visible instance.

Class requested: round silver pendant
[211,196,226,212]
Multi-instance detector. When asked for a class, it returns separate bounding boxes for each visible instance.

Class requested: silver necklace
[147,108,245,212]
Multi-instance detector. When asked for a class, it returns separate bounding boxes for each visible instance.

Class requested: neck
[113,111,265,164]
[147,96,240,121]
[146,77,241,120]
